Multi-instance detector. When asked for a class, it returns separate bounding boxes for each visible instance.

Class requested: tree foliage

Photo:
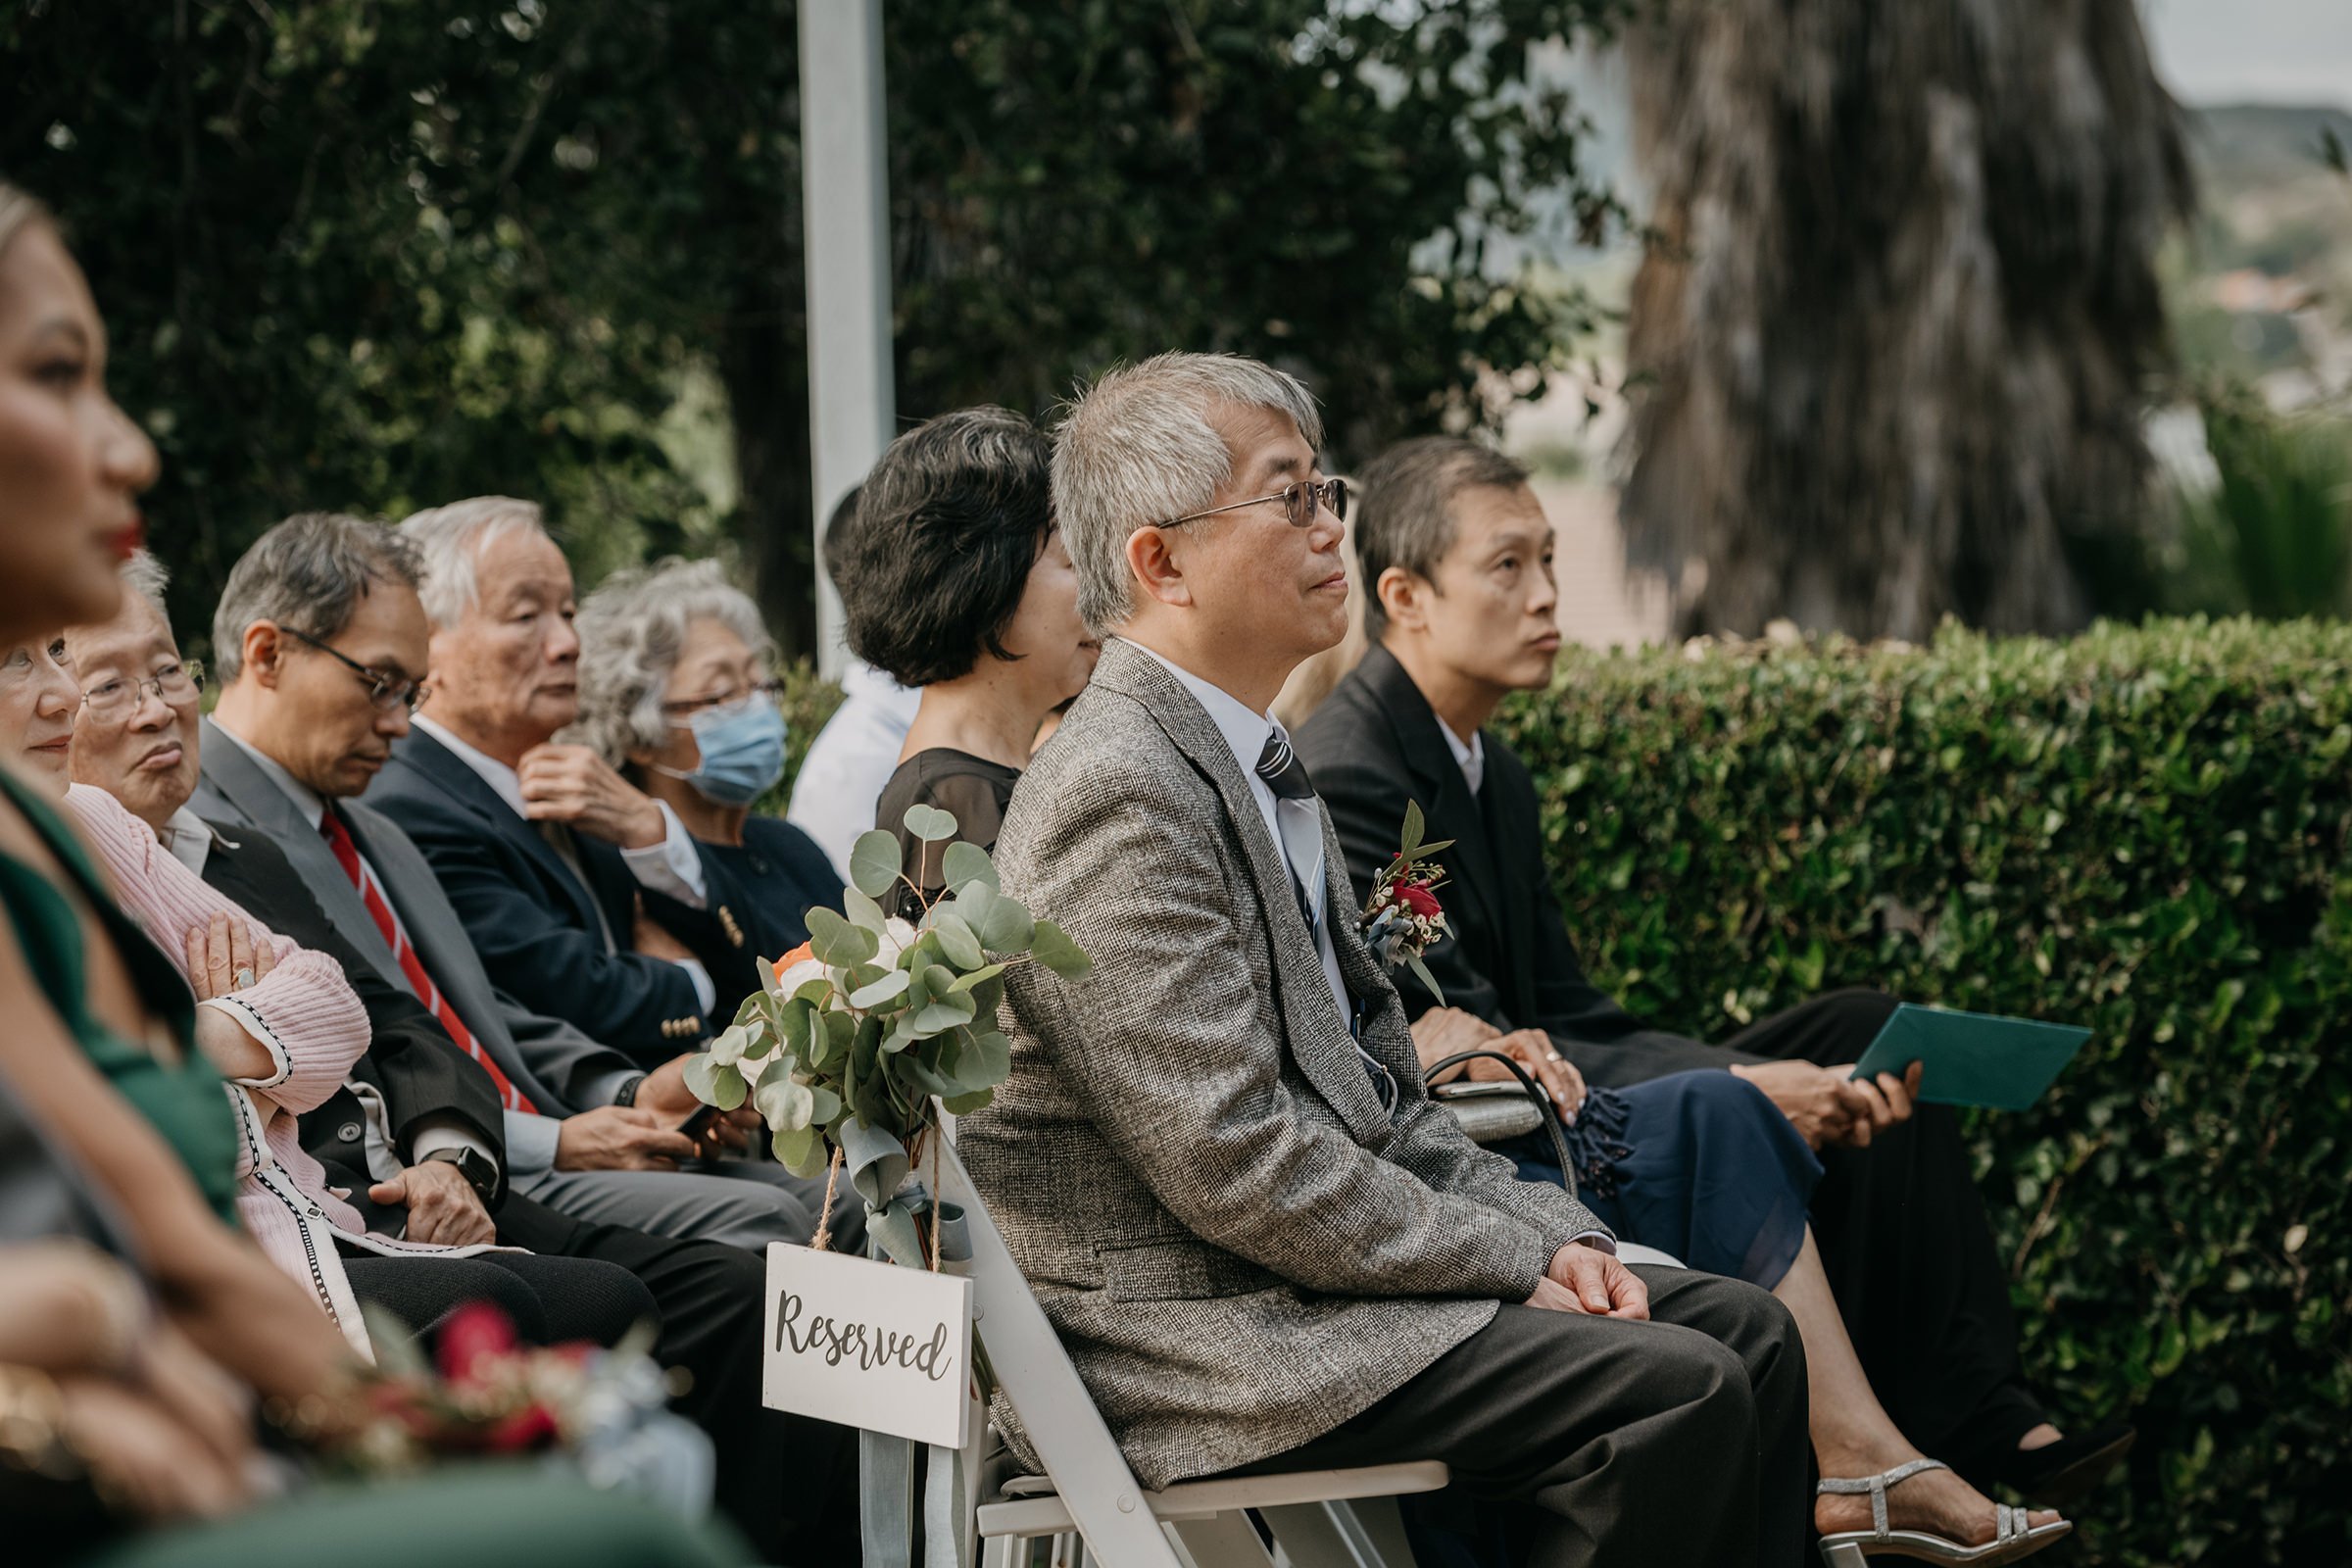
[2,0,1626,659]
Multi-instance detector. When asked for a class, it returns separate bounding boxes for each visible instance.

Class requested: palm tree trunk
[1620,0,2192,638]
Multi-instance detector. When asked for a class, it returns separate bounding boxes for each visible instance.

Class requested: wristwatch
[612,1073,648,1109]
[420,1146,499,1202]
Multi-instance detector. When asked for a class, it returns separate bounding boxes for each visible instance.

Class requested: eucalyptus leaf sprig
[682,806,1090,1187]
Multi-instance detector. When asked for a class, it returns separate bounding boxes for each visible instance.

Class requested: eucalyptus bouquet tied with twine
[682,805,1090,1265]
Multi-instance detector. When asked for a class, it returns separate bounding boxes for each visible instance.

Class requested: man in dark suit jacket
[368,499,761,1064]
[1298,436,2130,1500]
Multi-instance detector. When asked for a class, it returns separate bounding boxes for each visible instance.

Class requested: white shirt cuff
[1569,1230,1617,1255]
[621,802,708,908]
[678,957,715,1016]
[583,1065,645,1109]
[501,1110,563,1177]
[409,1116,498,1174]
[202,996,289,1090]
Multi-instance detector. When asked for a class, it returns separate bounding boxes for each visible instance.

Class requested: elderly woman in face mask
[567,560,844,964]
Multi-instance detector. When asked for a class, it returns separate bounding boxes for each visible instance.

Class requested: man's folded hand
[1527,1242,1649,1320]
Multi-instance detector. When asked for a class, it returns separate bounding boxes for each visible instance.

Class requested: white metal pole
[799,0,895,680]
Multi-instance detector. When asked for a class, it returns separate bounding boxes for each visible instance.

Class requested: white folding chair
[935,1139,1448,1568]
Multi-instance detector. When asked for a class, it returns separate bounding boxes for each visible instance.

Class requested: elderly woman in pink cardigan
[1,633,504,1356]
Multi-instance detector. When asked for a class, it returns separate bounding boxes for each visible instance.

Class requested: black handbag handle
[1427,1047,1576,1200]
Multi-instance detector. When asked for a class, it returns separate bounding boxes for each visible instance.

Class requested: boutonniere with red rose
[1361,801,1453,1001]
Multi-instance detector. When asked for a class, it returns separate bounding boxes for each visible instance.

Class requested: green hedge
[1495,618,2351,1567]
[774,619,2351,1564]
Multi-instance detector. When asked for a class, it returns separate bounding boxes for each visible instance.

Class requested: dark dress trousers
[367,727,760,1066]
[1298,643,2048,1464]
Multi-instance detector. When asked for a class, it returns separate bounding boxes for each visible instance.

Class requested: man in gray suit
[170,515,830,1250]
[957,354,1809,1567]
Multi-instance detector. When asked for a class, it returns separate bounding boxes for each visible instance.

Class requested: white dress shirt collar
[1436,715,1486,797]
[412,715,713,1008]
[158,804,238,876]
[413,714,530,819]
[210,720,328,830]
[1127,641,1280,778]
[1127,640,1352,1026]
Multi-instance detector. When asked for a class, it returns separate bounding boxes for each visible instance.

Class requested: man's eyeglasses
[1155,476,1348,532]
[661,680,786,719]
[81,661,205,721]
[280,625,429,714]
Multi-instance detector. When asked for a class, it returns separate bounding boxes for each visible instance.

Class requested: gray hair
[119,548,171,611]
[212,514,422,682]
[1052,352,1324,633]
[564,558,773,768]
[397,497,546,628]
[1352,436,1532,640]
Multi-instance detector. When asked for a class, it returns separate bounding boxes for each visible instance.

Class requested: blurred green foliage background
[0,0,1627,661]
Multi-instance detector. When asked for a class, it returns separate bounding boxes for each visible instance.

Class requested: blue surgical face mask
[659,698,789,807]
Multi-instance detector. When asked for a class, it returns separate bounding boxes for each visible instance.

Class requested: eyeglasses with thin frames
[279,625,430,714]
[660,679,786,719]
[1155,476,1348,532]
[80,660,205,721]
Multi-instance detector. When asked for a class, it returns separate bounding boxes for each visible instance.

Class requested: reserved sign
[761,1243,975,1448]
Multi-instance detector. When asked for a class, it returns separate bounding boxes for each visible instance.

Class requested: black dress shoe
[1990,1422,2136,1507]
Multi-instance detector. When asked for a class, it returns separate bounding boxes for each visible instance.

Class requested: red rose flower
[1396,881,1444,920]
[484,1402,563,1452]
[437,1301,519,1387]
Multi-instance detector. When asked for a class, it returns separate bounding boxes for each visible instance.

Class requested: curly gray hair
[564,558,773,769]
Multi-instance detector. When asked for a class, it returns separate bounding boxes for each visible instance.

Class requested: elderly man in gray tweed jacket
[956,353,1810,1568]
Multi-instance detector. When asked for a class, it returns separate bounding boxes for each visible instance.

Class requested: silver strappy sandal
[1818,1457,2073,1566]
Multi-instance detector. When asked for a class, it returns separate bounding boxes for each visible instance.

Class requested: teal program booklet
[1849,1004,2091,1111]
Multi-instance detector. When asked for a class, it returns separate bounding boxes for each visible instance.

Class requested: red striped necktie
[318,806,535,1114]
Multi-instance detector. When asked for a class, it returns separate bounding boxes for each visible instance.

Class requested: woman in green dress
[0,178,744,1567]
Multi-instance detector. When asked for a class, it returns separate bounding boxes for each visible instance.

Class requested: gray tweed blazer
[958,638,1608,1490]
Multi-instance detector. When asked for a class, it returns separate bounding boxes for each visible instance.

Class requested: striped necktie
[319,806,535,1114]
[1254,731,1398,1114]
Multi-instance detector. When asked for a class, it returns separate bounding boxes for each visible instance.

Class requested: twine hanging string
[809,1142,845,1253]
[926,1120,944,1274]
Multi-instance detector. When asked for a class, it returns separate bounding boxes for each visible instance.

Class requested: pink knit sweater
[65,785,497,1356]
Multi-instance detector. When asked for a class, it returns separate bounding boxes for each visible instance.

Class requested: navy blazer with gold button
[367,727,761,1068]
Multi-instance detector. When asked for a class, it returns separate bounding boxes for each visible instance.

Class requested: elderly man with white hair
[366,498,761,1065]
[954,352,1811,1568]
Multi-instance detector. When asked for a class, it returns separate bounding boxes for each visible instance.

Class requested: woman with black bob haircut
[840,407,1098,906]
